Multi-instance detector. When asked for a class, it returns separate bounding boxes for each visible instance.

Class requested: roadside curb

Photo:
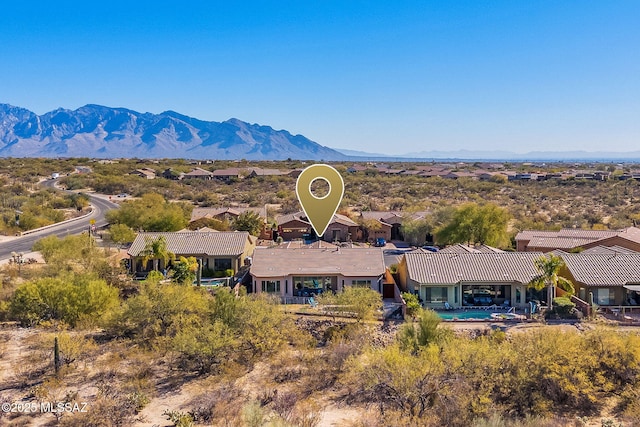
[19,206,95,237]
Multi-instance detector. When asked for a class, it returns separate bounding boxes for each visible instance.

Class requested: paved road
[0,181,120,260]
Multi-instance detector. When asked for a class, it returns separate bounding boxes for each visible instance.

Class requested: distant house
[128,231,256,276]
[183,167,214,180]
[129,168,156,179]
[190,206,270,239]
[250,247,386,298]
[276,211,360,242]
[515,227,640,253]
[247,168,289,178]
[162,168,184,180]
[211,168,243,182]
[559,253,640,306]
[397,252,542,309]
[359,211,429,242]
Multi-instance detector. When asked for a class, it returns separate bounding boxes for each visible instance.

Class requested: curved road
[0,180,120,260]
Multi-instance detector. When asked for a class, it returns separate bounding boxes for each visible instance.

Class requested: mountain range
[2,103,638,161]
[0,103,346,160]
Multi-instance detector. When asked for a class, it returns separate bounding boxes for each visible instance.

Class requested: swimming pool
[437,309,494,320]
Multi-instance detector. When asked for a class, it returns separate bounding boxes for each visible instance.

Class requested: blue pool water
[437,309,494,320]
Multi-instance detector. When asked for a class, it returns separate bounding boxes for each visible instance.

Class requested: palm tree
[528,254,574,310]
[139,236,174,272]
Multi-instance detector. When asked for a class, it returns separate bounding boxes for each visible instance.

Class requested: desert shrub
[10,275,119,327]
[398,308,451,353]
[550,297,576,318]
[401,292,420,317]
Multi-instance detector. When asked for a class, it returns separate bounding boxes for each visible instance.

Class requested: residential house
[397,252,543,309]
[183,167,214,180]
[515,227,640,253]
[559,253,640,306]
[190,206,271,239]
[276,211,360,242]
[249,247,386,298]
[247,168,290,178]
[162,168,184,180]
[211,168,243,182]
[128,231,256,276]
[359,211,429,242]
[129,168,156,179]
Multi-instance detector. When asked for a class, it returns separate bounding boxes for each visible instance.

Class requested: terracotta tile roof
[559,253,640,286]
[250,247,386,278]
[404,252,543,284]
[128,231,254,257]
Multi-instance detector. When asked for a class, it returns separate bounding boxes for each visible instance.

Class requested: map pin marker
[296,164,345,237]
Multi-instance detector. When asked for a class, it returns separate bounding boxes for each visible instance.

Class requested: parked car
[117,193,129,198]
[421,245,439,252]
[374,237,386,247]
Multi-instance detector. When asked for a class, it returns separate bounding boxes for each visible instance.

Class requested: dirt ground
[0,321,633,427]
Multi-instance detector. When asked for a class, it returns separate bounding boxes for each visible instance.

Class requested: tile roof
[439,244,504,254]
[404,252,543,284]
[517,227,640,250]
[184,167,213,176]
[276,211,358,227]
[250,247,386,278]
[359,211,428,223]
[190,206,267,222]
[128,231,253,257]
[249,168,289,176]
[581,245,637,255]
[559,253,640,286]
[525,236,602,250]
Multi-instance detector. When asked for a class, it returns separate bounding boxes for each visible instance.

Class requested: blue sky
[1,1,638,154]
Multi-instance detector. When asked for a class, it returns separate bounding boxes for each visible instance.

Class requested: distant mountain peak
[0,103,346,160]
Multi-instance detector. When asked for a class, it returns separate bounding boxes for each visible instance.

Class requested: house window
[214,258,232,271]
[424,287,448,303]
[352,280,371,287]
[262,280,280,293]
[595,288,615,305]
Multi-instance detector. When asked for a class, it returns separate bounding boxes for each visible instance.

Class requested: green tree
[528,254,574,310]
[319,287,382,322]
[233,211,263,236]
[109,223,137,246]
[105,193,190,231]
[32,234,100,272]
[435,203,510,247]
[401,218,432,246]
[139,235,174,271]
[172,256,198,285]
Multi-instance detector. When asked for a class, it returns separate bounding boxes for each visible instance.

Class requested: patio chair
[444,301,452,310]
[308,296,318,308]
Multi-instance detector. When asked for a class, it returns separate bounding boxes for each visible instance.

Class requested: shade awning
[623,285,640,292]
